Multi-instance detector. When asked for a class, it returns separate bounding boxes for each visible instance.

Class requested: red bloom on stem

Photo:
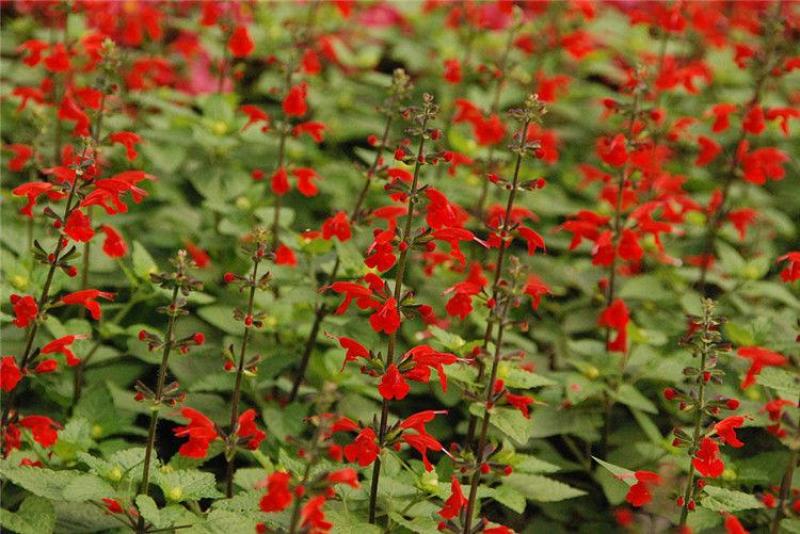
[524,274,550,310]
[439,476,466,519]
[327,467,360,488]
[344,427,379,467]
[322,211,351,241]
[293,167,320,197]
[724,514,748,534]
[777,252,800,283]
[19,415,60,448]
[714,416,745,448]
[41,335,85,367]
[738,142,789,185]
[727,208,757,240]
[474,114,506,146]
[625,470,661,507]
[274,244,297,266]
[599,299,629,353]
[185,242,210,268]
[240,105,270,132]
[369,297,400,334]
[742,105,765,135]
[301,495,331,531]
[695,136,721,166]
[283,83,308,117]
[402,431,444,472]
[174,408,218,458]
[236,409,266,450]
[334,336,370,370]
[100,225,128,258]
[102,497,124,514]
[517,226,546,256]
[597,134,628,167]
[64,209,95,243]
[44,43,71,72]
[228,26,254,58]
[12,182,66,217]
[109,131,142,161]
[737,346,788,389]
[443,58,462,84]
[1,356,23,393]
[292,121,326,142]
[271,167,290,196]
[61,290,115,320]
[5,144,33,171]
[378,363,410,400]
[708,103,736,132]
[11,294,38,328]
[259,471,293,512]
[693,437,724,478]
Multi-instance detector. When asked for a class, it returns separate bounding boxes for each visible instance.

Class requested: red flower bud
[663,387,677,400]
[138,330,148,341]
[480,463,490,474]
[726,399,740,410]
[224,272,236,283]
[193,332,205,345]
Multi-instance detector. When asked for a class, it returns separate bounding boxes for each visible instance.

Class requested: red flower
[443,58,462,84]
[708,103,737,132]
[271,167,290,196]
[20,415,60,448]
[44,43,71,72]
[737,346,788,389]
[35,359,58,374]
[102,498,124,514]
[293,167,320,197]
[185,242,210,268]
[236,409,266,450]
[714,416,745,448]
[64,209,95,243]
[506,393,534,418]
[109,131,142,161]
[344,427,379,466]
[370,297,401,334]
[274,244,297,266]
[260,471,293,512]
[80,171,152,215]
[739,143,789,185]
[402,431,443,472]
[300,495,331,531]
[334,336,370,370]
[283,83,308,117]
[174,408,218,459]
[695,136,721,166]
[625,470,661,507]
[597,134,628,167]
[100,225,128,258]
[228,26,254,58]
[292,121,326,142]
[724,514,748,534]
[524,275,550,310]
[328,281,379,315]
[11,294,38,328]
[322,211,351,241]
[517,226,546,256]
[326,468,360,488]
[18,39,48,67]
[301,48,321,74]
[474,114,506,146]
[742,105,765,135]
[439,476,466,519]
[727,208,757,240]
[598,299,629,353]
[1,356,23,393]
[618,229,643,261]
[12,182,66,217]
[693,437,724,478]
[41,335,85,367]
[5,144,33,171]
[61,290,114,320]
[378,363,410,400]
[240,105,270,132]
[778,252,800,283]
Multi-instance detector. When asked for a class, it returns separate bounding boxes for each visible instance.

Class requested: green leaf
[136,495,161,528]
[197,305,241,335]
[757,367,800,397]
[132,241,158,279]
[492,484,527,513]
[593,457,635,486]
[327,509,382,534]
[158,469,223,502]
[1,467,82,499]
[614,384,658,414]
[388,513,440,533]
[780,518,800,534]
[515,454,560,474]
[502,366,556,389]
[701,485,764,512]
[0,496,55,534]
[428,325,466,352]
[504,474,586,502]
[62,474,116,502]
[468,405,534,445]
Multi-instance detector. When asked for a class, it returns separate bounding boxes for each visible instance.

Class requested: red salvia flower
[0,356,23,393]
[35,360,58,374]
[271,167,290,196]
[343,427,379,467]
[378,363,410,400]
[101,497,124,514]
[5,144,34,171]
[228,26,254,58]
[64,209,95,243]
[109,131,142,161]
[274,244,297,266]
[402,431,444,472]
[597,134,628,167]
[334,336,370,370]
[737,346,788,389]
[727,208,757,240]
[19,415,60,448]
[724,514,748,534]
[292,121,326,142]
[241,105,270,132]
[61,289,115,320]
[708,103,737,132]
[293,167,320,197]
[738,142,789,185]
[81,171,153,214]
[18,39,48,67]
[695,136,721,166]
[443,58,462,84]
[41,335,86,367]
[11,294,38,328]
[322,211,351,241]
[185,242,210,268]
[260,471,293,512]
[12,182,66,217]
[301,48,321,75]
[777,252,800,283]
[524,274,550,310]
[598,299,629,353]
[283,83,308,117]
[100,225,128,258]
[369,297,401,334]
[326,468,360,488]
[714,416,745,448]
[236,409,266,450]
[518,226,546,256]
[300,495,332,532]
[439,476,466,519]
[43,43,71,72]
[174,408,218,458]
[742,105,765,135]
[693,437,724,478]
[625,470,661,507]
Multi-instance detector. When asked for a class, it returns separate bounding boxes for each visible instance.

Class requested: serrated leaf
[502,367,556,389]
[0,496,55,534]
[492,484,526,513]
[469,405,534,445]
[62,474,116,502]
[428,325,465,351]
[515,454,560,474]
[388,513,440,533]
[158,469,223,502]
[327,509,382,534]
[132,241,158,279]
[757,367,800,397]
[136,495,161,528]
[593,457,635,486]
[701,485,763,512]
[504,474,586,502]
[1,467,82,499]
[614,384,658,414]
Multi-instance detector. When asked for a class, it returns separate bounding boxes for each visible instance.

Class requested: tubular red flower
[174,407,218,458]
[1,356,23,393]
[61,289,115,321]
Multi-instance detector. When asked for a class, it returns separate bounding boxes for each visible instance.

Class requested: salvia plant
[1,2,799,534]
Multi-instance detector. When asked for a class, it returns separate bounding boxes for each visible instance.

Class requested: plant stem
[137,284,181,533]
[225,257,261,498]
[287,114,394,402]
[465,117,531,449]
[368,113,430,525]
